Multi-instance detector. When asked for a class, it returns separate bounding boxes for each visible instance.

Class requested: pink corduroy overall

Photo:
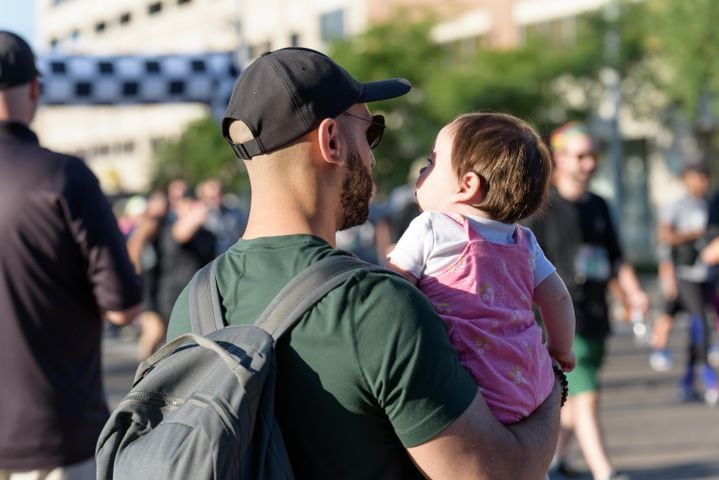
[418,214,554,423]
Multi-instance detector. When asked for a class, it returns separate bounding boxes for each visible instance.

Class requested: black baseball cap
[222,47,411,159]
[0,31,40,90]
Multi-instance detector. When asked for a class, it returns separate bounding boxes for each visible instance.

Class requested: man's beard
[339,143,373,231]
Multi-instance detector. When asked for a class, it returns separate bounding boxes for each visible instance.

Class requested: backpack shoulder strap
[189,258,224,335]
[255,255,388,341]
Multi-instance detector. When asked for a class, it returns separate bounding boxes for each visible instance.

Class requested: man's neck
[241,192,337,247]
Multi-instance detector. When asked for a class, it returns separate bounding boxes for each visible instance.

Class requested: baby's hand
[553,351,576,372]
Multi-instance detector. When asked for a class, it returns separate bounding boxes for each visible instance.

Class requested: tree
[330,12,445,193]
[151,115,247,193]
[329,6,651,194]
[649,0,719,119]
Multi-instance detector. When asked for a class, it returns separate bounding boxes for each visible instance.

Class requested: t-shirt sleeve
[523,226,555,287]
[63,158,142,311]
[386,212,434,279]
[348,273,477,447]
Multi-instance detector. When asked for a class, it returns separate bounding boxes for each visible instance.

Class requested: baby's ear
[456,171,485,204]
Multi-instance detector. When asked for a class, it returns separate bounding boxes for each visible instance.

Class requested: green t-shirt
[168,235,476,479]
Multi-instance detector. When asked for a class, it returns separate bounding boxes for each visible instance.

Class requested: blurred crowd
[110,178,247,359]
[108,165,427,360]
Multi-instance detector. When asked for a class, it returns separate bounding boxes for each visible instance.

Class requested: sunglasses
[341,112,386,149]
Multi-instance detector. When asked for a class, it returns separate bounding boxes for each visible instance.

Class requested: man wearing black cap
[167,47,561,478]
[0,31,142,479]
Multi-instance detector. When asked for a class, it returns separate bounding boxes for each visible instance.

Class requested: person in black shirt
[0,31,142,479]
[527,122,648,480]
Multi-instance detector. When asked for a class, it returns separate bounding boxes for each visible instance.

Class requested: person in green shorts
[527,122,649,480]
[167,47,562,479]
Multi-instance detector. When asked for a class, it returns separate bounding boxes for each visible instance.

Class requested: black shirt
[0,122,142,469]
[526,187,622,339]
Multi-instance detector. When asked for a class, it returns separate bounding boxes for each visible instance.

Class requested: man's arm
[658,221,704,247]
[105,304,143,326]
[408,380,561,479]
[701,237,719,265]
[616,262,649,315]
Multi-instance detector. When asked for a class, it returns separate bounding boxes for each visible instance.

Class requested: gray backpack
[96,255,377,479]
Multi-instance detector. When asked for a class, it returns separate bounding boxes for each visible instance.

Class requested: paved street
[102,315,719,479]
[558,316,719,479]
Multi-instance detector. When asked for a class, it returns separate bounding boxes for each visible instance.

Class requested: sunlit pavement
[102,297,719,479]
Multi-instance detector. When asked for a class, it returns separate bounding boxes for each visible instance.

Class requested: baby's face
[415,125,459,213]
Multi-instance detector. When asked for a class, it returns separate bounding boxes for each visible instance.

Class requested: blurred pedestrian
[197,177,246,254]
[527,121,648,480]
[0,31,142,479]
[701,188,719,368]
[653,163,717,404]
[648,257,680,371]
[387,113,575,427]
[156,186,216,327]
[126,189,170,360]
[127,183,216,358]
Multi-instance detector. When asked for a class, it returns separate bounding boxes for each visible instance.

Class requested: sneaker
[709,345,719,369]
[705,388,719,407]
[678,387,701,403]
[649,350,673,372]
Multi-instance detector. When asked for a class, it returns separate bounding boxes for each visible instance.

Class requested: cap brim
[359,78,411,103]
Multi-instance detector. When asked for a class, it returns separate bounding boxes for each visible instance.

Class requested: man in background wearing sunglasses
[527,122,648,480]
[167,47,561,479]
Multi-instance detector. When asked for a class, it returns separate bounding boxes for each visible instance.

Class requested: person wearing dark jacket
[0,31,142,479]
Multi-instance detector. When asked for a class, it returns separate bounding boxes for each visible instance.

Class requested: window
[521,16,578,49]
[145,60,161,74]
[95,21,106,33]
[169,81,185,95]
[290,33,300,47]
[320,9,344,43]
[119,12,132,25]
[122,82,139,96]
[191,60,205,72]
[442,35,486,63]
[75,82,92,97]
[178,0,192,4]
[148,2,163,15]
[50,61,66,74]
[98,62,114,75]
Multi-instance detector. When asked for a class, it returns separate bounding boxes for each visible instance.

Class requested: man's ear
[456,171,485,205]
[29,77,40,103]
[316,117,344,166]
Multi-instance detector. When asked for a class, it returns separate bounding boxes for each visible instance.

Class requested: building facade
[34,0,689,264]
[35,0,244,192]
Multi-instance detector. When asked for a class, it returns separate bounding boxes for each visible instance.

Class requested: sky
[0,0,36,47]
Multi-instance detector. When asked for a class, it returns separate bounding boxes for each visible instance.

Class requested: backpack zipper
[124,391,185,410]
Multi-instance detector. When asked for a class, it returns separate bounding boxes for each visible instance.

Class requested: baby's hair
[449,112,552,223]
